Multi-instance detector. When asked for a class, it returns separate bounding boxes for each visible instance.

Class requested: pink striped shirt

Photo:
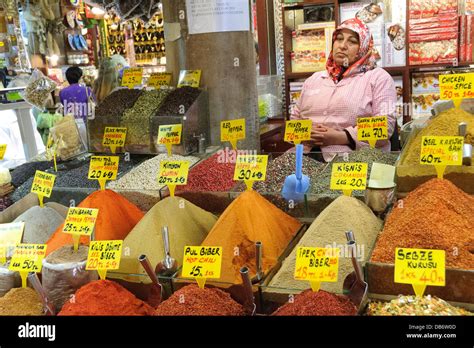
[291,67,397,161]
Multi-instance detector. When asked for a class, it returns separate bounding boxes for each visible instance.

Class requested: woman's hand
[311,126,349,146]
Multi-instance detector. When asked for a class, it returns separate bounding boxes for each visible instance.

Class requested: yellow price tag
[284,120,312,145]
[148,72,172,88]
[121,68,143,89]
[330,162,367,196]
[31,170,56,207]
[157,124,182,156]
[86,240,123,280]
[88,156,119,190]
[439,72,474,108]
[221,118,246,150]
[233,155,268,191]
[9,244,47,287]
[158,160,190,197]
[0,144,6,160]
[63,207,99,251]
[420,136,463,179]
[357,116,388,148]
[294,247,339,292]
[394,248,446,297]
[182,246,222,289]
[0,222,25,264]
[177,70,201,88]
[102,127,127,154]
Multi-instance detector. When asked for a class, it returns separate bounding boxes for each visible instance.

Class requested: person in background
[93,54,129,103]
[291,18,396,161]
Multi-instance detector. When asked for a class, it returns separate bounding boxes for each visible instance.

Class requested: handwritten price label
[148,72,172,88]
[121,68,143,89]
[62,208,99,236]
[9,244,47,273]
[0,144,6,160]
[420,136,463,166]
[0,222,25,263]
[284,120,312,144]
[357,116,388,148]
[158,161,190,185]
[439,73,474,106]
[158,124,182,145]
[31,170,56,201]
[177,70,201,88]
[86,240,123,280]
[330,162,367,195]
[88,156,119,181]
[234,155,268,182]
[221,119,246,149]
[395,248,445,297]
[102,127,127,153]
[182,246,222,288]
[294,247,339,281]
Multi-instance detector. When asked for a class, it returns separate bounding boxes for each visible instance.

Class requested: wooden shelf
[283,0,335,9]
[408,62,474,71]
[287,71,315,79]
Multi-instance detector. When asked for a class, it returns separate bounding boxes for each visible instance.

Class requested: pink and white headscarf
[326,18,377,83]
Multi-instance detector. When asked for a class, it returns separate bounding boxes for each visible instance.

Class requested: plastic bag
[0,263,20,297]
[21,69,57,110]
[50,115,86,160]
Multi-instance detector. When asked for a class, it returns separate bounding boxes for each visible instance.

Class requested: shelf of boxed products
[283,0,336,9]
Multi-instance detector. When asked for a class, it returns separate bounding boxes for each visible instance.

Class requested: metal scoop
[240,266,256,315]
[28,272,55,316]
[155,226,178,276]
[342,231,368,310]
[282,144,310,203]
[251,241,263,284]
[459,122,472,166]
[139,254,163,307]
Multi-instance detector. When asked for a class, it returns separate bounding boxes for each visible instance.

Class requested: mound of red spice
[154,284,245,316]
[272,290,357,316]
[58,280,155,316]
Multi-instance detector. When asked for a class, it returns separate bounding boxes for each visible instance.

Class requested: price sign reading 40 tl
[9,244,47,287]
[420,136,463,179]
[234,155,268,191]
[86,240,123,280]
[395,248,445,297]
[182,246,222,289]
[439,72,474,108]
[62,207,99,251]
[102,127,127,154]
[121,68,143,89]
[294,247,339,292]
[177,70,201,88]
[284,120,312,145]
[330,162,368,197]
[31,170,56,207]
[0,144,6,160]
[158,124,182,156]
[148,72,172,88]
[221,118,246,150]
[0,222,25,264]
[158,160,190,197]
[357,116,388,148]
[88,156,119,190]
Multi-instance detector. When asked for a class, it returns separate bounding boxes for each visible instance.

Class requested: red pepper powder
[155,284,245,316]
[272,290,357,316]
[58,280,155,316]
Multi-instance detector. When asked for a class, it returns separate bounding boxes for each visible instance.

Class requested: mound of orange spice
[371,179,474,269]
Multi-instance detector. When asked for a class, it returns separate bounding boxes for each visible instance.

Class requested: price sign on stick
[31,170,56,207]
[0,144,6,160]
[148,72,172,88]
[420,136,463,179]
[294,247,339,292]
[234,155,268,191]
[158,160,190,197]
[221,119,246,150]
[330,163,368,197]
[9,244,47,287]
[158,124,182,157]
[0,222,24,264]
[102,127,127,154]
[121,68,143,89]
[439,72,474,108]
[62,207,99,251]
[357,116,389,148]
[88,156,119,190]
[394,248,445,297]
[177,70,201,88]
[284,120,312,145]
[182,246,222,289]
[86,240,123,280]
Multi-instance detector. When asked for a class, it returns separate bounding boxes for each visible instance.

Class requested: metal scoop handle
[28,272,55,316]
[139,254,162,304]
[162,226,173,268]
[240,266,256,315]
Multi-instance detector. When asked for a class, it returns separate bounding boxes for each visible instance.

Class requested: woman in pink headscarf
[292,18,397,161]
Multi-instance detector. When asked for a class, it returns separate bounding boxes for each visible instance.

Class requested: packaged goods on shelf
[50,116,86,161]
[289,81,304,115]
[409,38,458,65]
[393,76,404,128]
[383,23,406,67]
[409,0,458,18]
[0,287,43,315]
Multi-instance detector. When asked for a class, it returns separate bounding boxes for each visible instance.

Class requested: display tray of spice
[368,178,474,305]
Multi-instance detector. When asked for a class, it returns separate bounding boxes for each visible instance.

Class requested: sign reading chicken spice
[0,144,6,160]
[102,127,127,154]
[182,246,222,289]
[177,70,201,88]
[9,244,47,287]
[294,247,339,292]
[394,248,446,297]
[121,68,143,89]
[62,207,99,251]
[30,170,56,207]
[284,120,312,145]
[234,155,268,190]
[158,124,183,156]
[0,222,25,264]
[419,136,463,178]
[86,240,123,280]
[147,72,172,88]
[88,156,119,190]
[330,163,367,196]
[158,160,190,197]
[357,116,389,148]
[439,72,474,108]
[221,118,246,150]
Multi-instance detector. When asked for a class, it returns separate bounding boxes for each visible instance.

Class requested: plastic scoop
[282,144,310,202]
